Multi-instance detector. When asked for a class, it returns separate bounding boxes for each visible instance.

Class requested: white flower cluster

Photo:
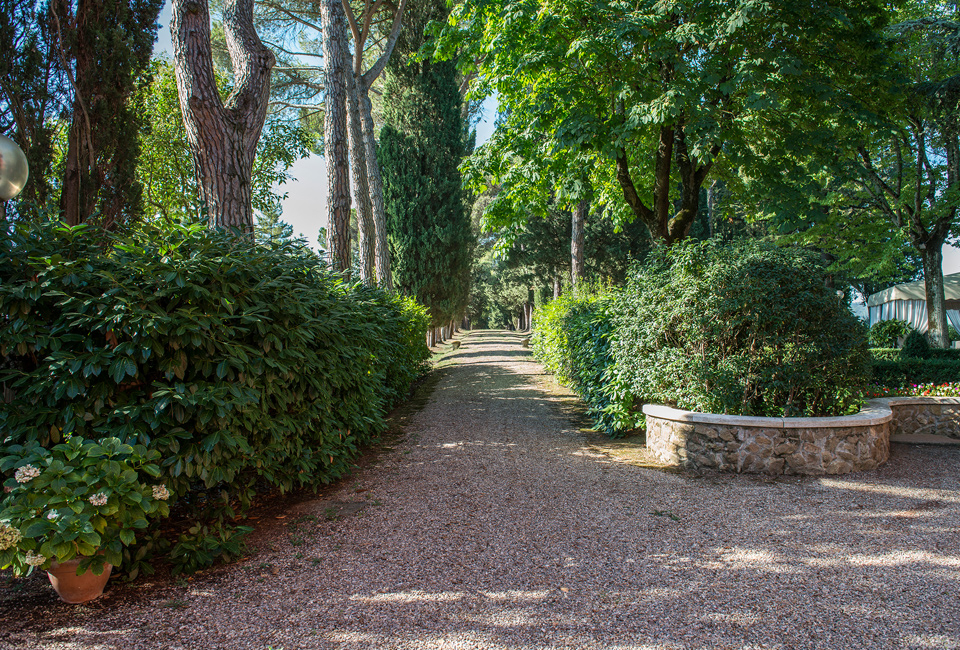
[0,522,22,551]
[88,492,108,507]
[152,484,170,501]
[24,550,46,567]
[46,511,58,521]
[14,465,40,483]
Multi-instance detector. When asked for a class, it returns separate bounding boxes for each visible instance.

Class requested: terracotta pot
[46,558,113,603]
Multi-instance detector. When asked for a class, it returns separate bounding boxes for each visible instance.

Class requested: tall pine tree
[378,0,473,327]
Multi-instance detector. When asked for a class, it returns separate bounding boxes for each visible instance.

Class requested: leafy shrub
[901,330,930,359]
[530,285,638,435]
[0,221,429,575]
[868,319,913,348]
[611,240,869,418]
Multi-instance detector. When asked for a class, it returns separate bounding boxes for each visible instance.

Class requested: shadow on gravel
[2,329,959,650]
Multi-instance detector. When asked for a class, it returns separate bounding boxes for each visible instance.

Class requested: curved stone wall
[885,397,960,443]
[643,401,893,475]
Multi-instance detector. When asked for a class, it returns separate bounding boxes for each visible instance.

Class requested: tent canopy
[867,273,960,306]
[867,273,960,333]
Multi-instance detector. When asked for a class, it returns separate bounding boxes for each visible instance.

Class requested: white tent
[867,273,960,333]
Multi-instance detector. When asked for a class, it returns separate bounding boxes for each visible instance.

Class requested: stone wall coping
[642,399,893,429]
[882,396,960,406]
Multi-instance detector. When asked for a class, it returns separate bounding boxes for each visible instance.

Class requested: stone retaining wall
[643,401,892,476]
[886,397,960,441]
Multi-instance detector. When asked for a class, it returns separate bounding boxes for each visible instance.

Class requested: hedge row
[0,221,430,574]
[532,241,870,435]
[529,287,639,434]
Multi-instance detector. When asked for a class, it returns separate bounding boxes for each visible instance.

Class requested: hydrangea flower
[152,485,170,501]
[14,465,40,484]
[24,550,46,567]
[88,492,108,507]
[0,522,22,551]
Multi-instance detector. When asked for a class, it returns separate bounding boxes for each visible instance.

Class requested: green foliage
[0,437,170,576]
[868,319,914,348]
[379,0,473,325]
[870,347,960,362]
[0,0,63,221]
[611,241,870,418]
[469,255,531,329]
[436,0,890,244]
[871,359,960,387]
[61,0,164,227]
[530,286,638,435]
[901,329,931,359]
[0,220,429,574]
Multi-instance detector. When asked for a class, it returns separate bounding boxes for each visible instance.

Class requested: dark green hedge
[871,359,960,386]
[0,221,430,574]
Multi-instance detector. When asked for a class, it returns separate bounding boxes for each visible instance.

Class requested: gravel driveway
[2,329,959,650]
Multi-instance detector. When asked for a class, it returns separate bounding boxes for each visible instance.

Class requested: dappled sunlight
[817,479,960,504]
[357,590,470,604]
[904,634,960,649]
[699,547,806,574]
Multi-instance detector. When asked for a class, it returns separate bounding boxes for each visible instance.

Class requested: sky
[153,3,960,276]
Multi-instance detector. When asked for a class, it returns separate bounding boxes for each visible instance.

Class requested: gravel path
[2,329,960,649]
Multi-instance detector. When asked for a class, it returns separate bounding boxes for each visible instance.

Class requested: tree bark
[340,0,406,288]
[320,0,351,272]
[553,277,561,299]
[922,243,950,349]
[614,128,720,245]
[346,69,375,284]
[171,0,273,233]
[360,94,393,288]
[571,198,586,286]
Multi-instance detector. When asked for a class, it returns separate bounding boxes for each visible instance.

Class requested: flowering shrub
[0,437,170,576]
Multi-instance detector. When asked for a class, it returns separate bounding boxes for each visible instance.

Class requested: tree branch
[615,148,655,225]
[361,0,407,88]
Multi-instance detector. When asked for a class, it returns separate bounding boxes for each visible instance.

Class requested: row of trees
[2,0,477,338]
[436,0,959,346]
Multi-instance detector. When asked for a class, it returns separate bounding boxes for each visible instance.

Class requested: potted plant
[0,436,171,603]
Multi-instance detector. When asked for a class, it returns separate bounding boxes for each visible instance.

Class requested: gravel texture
[2,329,960,649]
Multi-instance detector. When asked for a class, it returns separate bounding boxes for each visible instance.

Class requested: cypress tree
[378,0,473,326]
[59,0,163,229]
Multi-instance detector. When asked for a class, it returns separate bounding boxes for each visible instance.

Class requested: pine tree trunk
[171,0,273,233]
[571,198,586,286]
[320,0,351,272]
[360,93,393,289]
[553,277,561,299]
[347,70,375,284]
[922,244,950,348]
[61,120,83,225]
